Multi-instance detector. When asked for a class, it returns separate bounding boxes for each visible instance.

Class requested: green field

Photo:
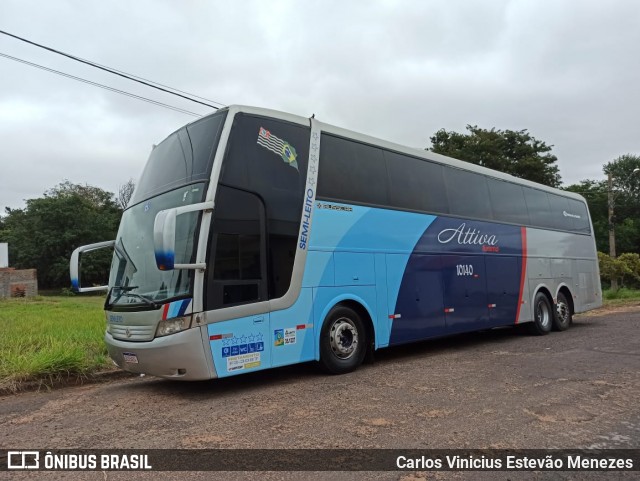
[0,295,111,391]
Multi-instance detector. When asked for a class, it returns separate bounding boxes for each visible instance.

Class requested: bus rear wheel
[320,305,367,374]
[553,292,572,331]
[527,292,552,335]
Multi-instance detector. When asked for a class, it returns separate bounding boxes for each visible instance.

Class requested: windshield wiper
[119,292,158,309]
[109,285,139,305]
[106,285,158,309]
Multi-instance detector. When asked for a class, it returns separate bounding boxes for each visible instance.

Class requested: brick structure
[0,268,38,298]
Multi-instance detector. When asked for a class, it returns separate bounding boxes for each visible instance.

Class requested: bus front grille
[110,324,155,341]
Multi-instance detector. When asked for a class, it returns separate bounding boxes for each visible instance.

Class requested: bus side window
[205,186,267,310]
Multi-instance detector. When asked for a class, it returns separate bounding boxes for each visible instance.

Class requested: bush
[598,252,640,289]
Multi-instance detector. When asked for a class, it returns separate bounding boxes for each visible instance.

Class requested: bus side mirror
[153,208,177,270]
[153,201,214,271]
[70,240,116,292]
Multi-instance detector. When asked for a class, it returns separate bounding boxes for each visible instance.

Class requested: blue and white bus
[71,105,602,380]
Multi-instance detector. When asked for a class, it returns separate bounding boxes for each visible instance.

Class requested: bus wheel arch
[527,287,553,336]
[553,285,574,331]
[318,299,375,374]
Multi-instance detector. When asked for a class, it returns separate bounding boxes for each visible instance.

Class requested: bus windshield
[106,111,227,310]
[106,183,206,309]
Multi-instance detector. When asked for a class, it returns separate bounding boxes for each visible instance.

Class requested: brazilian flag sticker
[281,143,298,169]
[257,127,299,171]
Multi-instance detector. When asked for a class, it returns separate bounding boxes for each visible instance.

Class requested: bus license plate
[122,352,139,364]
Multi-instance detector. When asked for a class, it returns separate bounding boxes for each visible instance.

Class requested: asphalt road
[1,305,640,480]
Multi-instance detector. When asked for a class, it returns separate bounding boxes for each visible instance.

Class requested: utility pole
[608,167,640,291]
[608,172,618,290]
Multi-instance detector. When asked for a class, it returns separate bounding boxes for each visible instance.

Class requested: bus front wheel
[319,305,367,374]
[527,292,553,335]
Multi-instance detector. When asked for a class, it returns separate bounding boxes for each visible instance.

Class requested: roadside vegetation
[602,287,640,304]
[0,295,111,392]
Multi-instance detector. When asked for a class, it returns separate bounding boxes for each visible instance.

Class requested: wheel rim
[556,300,569,324]
[536,299,551,329]
[329,317,359,360]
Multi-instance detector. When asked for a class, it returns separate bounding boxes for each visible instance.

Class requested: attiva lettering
[437,223,499,252]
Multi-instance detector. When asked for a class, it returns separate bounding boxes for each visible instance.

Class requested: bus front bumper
[106,326,215,380]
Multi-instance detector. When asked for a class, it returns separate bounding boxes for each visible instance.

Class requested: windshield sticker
[257,127,298,170]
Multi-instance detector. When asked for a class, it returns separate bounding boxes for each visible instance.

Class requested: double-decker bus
[71,105,602,380]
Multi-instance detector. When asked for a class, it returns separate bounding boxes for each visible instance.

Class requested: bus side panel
[271,288,316,368]
[576,259,600,311]
[389,217,524,344]
[516,276,533,323]
[388,254,447,344]
[375,253,390,348]
[525,228,602,311]
[485,256,522,327]
[208,313,272,378]
[302,251,335,287]
[441,254,489,334]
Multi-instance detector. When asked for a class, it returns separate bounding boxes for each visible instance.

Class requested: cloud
[1,0,639,211]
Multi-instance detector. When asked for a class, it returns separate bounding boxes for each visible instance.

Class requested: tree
[603,154,640,256]
[0,182,122,289]
[117,178,136,210]
[429,125,562,187]
[604,154,640,195]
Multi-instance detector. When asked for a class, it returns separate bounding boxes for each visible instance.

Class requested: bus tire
[527,292,553,335]
[553,292,572,331]
[319,305,367,374]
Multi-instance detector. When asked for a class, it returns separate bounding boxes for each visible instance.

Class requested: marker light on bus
[156,316,193,338]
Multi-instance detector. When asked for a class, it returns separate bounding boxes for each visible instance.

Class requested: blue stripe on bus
[310,203,436,314]
[389,217,524,344]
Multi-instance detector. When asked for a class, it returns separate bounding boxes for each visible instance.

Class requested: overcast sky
[1,0,639,211]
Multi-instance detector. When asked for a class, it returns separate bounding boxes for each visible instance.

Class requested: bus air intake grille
[110,324,156,342]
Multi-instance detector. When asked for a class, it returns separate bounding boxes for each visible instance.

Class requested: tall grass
[0,296,111,390]
[603,287,640,302]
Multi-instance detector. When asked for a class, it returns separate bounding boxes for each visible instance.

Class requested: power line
[0,29,224,110]
[0,51,202,117]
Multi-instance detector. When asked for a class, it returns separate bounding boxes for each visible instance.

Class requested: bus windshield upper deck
[71,105,602,381]
[105,111,227,310]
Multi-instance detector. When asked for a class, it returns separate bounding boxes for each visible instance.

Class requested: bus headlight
[156,316,192,337]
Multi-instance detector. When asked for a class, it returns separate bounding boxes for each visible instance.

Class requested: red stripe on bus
[162,303,170,320]
[515,227,527,324]
[209,334,222,340]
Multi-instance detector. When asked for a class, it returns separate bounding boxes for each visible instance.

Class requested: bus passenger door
[441,255,489,333]
[205,185,272,377]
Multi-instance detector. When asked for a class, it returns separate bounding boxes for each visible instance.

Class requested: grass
[0,295,111,392]
[602,287,640,304]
